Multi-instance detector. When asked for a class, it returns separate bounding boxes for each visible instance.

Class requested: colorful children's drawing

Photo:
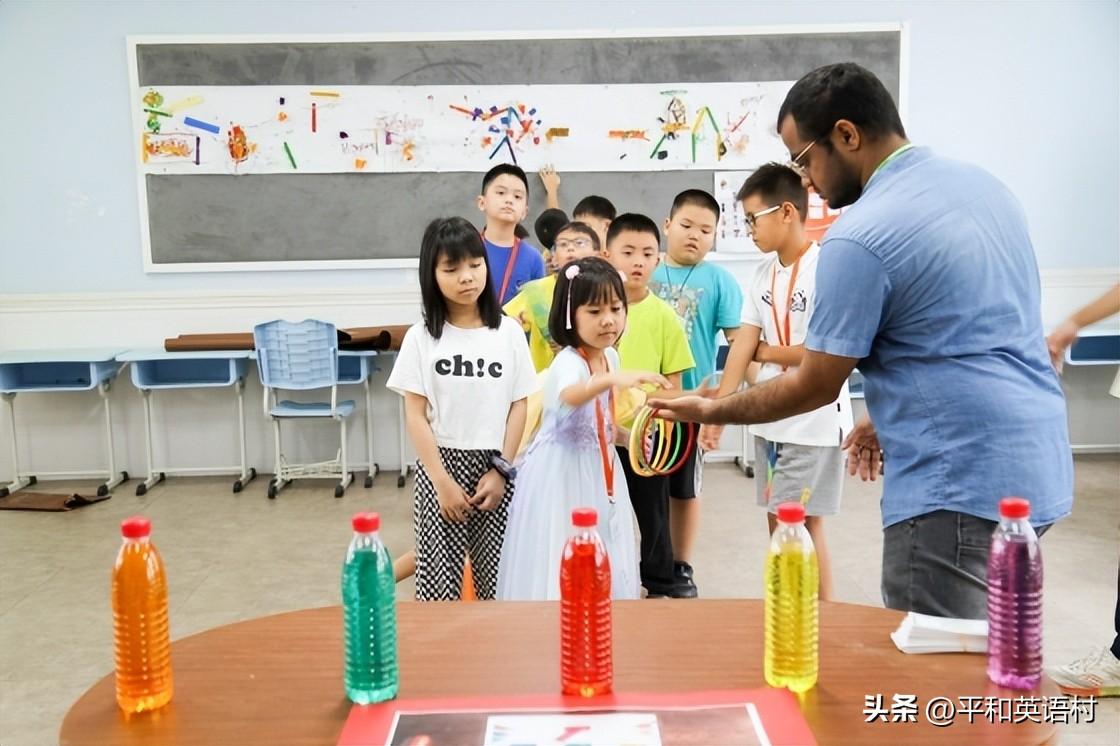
[141,132,197,163]
[227,125,253,163]
[135,82,792,175]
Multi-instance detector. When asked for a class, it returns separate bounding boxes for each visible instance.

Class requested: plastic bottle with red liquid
[560,507,613,697]
[986,497,1043,689]
[112,516,173,713]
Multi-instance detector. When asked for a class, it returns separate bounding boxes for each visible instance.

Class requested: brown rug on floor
[0,491,111,512]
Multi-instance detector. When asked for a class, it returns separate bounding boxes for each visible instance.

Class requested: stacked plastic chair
[253,319,355,498]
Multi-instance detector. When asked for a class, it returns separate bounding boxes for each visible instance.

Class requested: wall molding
[1,267,1114,318]
[0,285,422,314]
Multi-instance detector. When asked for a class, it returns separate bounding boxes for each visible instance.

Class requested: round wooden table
[60,600,1057,745]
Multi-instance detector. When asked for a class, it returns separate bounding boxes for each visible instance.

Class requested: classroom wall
[0,0,1117,294]
[1,0,1118,481]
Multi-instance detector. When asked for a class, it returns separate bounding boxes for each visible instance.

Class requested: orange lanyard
[768,245,811,369]
[577,348,617,500]
[482,229,522,303]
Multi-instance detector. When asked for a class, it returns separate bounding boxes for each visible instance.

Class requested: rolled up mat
[0,491,111,511]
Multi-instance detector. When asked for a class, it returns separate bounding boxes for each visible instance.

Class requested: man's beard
[823,170,864,209]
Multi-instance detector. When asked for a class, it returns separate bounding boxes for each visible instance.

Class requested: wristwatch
[490,454,517,483]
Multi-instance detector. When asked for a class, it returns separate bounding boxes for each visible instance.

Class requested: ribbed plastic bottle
[987,497,1043,690]
[560,507,613,697]
[342,512,399,704]
[764,501,819,693]
[112,516,173,713]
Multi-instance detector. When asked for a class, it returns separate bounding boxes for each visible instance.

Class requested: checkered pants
[413,448,512,601]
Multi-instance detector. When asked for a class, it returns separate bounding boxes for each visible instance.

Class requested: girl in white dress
[498,257,669,600]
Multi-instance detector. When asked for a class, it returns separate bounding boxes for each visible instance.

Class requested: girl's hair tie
[565,264,581,329]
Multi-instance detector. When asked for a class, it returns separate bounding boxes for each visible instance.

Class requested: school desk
[60,600,1058,746]
[338,349,382,487]
[1065,329,1120,367]
[0,348,127,497]
[118,349,257,495]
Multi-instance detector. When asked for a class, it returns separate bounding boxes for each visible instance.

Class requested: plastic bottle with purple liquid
[986,497,1043,690]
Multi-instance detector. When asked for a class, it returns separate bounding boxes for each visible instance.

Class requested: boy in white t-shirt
[703,163,852,601]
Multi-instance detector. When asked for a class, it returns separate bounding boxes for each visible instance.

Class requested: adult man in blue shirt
[652,63,1072,619]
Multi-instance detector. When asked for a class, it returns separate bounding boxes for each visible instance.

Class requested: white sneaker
[1048,646,1120,697]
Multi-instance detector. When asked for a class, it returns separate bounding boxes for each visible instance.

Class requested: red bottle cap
[351,512,380,533]
[999,497,1030,519]
[120,516,151,539]
[776,502,806,523]
[572,508,598,527]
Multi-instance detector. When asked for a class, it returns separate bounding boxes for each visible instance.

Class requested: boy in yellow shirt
[503,221,600,372]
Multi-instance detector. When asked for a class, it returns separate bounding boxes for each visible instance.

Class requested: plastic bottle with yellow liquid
[764,501,819,693]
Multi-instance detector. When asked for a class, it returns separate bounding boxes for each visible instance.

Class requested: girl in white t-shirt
[387,217,538,601]
[497,257,669,600]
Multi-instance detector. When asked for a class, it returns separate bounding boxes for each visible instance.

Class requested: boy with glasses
[703,163,853,601]
[504,221,601,372]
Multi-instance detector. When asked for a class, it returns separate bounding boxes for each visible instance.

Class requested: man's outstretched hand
[647,384,721,424]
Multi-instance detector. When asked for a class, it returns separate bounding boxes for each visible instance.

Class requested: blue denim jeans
[882,510,1051,620]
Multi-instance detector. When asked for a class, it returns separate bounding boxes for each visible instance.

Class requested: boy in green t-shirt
[606,213,696,597]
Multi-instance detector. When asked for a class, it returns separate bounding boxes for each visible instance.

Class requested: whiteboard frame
[127,23,909,274]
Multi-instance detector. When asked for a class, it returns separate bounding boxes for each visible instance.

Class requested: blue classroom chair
[253,319,355,499]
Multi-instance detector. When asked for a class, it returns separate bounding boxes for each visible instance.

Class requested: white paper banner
[134,82,794,175]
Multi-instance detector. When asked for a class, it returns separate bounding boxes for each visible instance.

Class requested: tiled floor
[2,456,1117,744]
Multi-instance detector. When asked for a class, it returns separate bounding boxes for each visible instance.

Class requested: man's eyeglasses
[744,204,781,229]
[787,138,818,177]
[555,238,593,251]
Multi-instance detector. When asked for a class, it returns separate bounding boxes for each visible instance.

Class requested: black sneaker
[672,561,698,598]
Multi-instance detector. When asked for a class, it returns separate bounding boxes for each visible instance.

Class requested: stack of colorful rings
[627,405,696,477]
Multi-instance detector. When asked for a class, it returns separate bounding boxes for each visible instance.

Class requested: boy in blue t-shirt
[648,189,743,597]
[477,164,545,305]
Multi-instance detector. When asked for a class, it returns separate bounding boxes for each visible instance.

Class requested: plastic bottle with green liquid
[342,512,398,704]
[764,501,819,693]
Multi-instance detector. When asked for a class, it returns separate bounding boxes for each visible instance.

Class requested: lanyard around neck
[661,262,697,302]
[870,143,916,183]
[768,244,812,370]
[576,347,616,501]
[482,229,522,303]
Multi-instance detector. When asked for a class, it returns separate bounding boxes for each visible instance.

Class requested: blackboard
[132,28,903,270]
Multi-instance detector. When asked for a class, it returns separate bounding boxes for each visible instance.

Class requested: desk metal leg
[1,392,35,497]
[96,380,127,497]
[231,378,256,493]
[267,416,289,499]
[336,417,353,498]
[136,388,165,496]
[362,377,378,488]
[396,395,411,488]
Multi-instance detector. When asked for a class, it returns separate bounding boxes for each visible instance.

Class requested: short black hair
[573,195,617,222]
[736,163,809,221]
[777,62,906,147]
[548,257,626,349]
[533,208,569,249]
[514,223,530,240]
[605,213,660,249]
[555,221,601,252]
[481,164,529,194]
[669,189,720,220]
[418,217,502,339]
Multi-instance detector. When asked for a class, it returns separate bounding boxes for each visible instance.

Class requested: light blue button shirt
[807,147,1073,528]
